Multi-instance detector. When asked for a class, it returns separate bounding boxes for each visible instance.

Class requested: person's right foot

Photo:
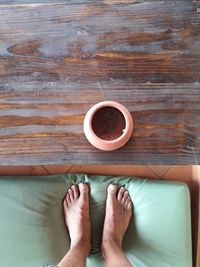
[102,184,132,251]
[63,183,91,256]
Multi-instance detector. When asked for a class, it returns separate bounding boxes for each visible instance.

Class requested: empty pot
[83,101,133,151]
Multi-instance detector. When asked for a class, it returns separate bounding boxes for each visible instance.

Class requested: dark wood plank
[0,0,200,165]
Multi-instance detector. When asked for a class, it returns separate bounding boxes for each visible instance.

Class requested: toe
[66,193,71,205]
[117,187,126,201]
[72,184,79,199]
[63,198,67,209]
[68,188,74,202]
[63,199,68,219]
[79,183,89,199]
[125,196,131,209]
[107,184,117,195]
[127,201,133,211]
[107,184,117,204]
[121,190,129,205]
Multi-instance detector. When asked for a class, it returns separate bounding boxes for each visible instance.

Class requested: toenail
[108,184,117,193]
[79,183,88,191]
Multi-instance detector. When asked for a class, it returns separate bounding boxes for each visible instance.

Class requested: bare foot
[102,184,132,252]
[63,183,91,256]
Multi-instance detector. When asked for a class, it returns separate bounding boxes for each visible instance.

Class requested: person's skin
[57,183,90,267]
[102,184,133,267]
[57,183,132,267]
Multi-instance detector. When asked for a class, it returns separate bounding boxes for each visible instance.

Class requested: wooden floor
[0,164,199,267]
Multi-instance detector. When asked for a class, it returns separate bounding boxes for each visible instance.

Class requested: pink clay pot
[83,101,134,151]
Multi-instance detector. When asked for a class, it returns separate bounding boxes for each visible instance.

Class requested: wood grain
[0,0,200,165]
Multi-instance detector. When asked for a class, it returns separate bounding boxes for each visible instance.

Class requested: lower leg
[102,184,133,267]
[57,183,91,267]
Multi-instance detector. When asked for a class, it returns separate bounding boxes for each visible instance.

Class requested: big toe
[79,183,89,198]
[107,184,117,201]
[107,184,117,194]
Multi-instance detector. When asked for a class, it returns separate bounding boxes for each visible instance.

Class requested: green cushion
[0,174,192,267]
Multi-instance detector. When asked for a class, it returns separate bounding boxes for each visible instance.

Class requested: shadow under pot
[83,101,134,151]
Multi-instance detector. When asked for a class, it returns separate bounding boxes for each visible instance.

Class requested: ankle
[70,240,90,256]
[102,235,122,248]
[102,238,123,257]
[102,241,132,267]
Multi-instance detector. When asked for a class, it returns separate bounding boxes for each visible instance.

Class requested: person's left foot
[102,184,132,251]
[63,183,91,256]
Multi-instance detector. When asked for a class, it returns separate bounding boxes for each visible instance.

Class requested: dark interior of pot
[91,107,126,141]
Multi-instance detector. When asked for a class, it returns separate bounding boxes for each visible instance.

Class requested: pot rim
[84,101,133,144]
